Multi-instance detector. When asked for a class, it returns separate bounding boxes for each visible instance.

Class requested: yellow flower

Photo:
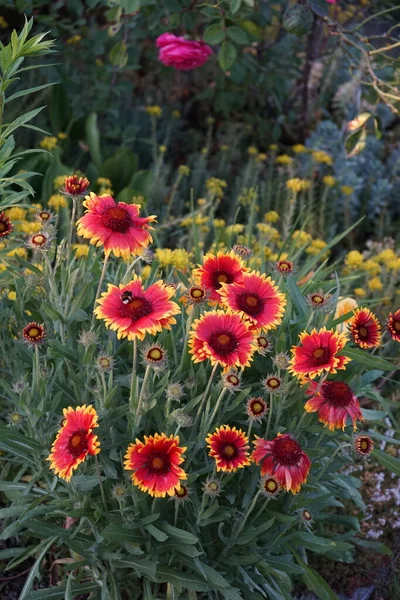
[256,223,280,240]
[155,248,192,271]
[159,145,167,154]
[375,248,396,265]
[292,230,312,246]
[146,105,162,118]
[362,259,380,276]
[312,150,333,165]
[292,144,307,154]
[39,136,58,151]
[7,247,28,259]
[286,178,311,193]
[197,198,207,206]
[247,146,258,156]
[53,175,67,189]
[206,178,227,199]
[7,291,16,301]
[201,147,208,156]
[5,207,27,221]
[344,250,363,269]
[341,185,354,196]
[16,221,42,234]
[276,154,293,166]
[264,211,279,223]
[48,194,68,211]
[96,177,112,187]
[238,187,257,206]
[57,132,68,140]
[367,277,383,291]
[335,297,358,333]
[141,265,151,280]
[66,35,82,45]
[178,165,190,176]
[306,239,328,255]
[269,144,278,151]
[226,224,245,235]
[172,110,181,119]
[354,287,366,298]
[181,215,209,227]
[386,257,400,271]
[323,175,336,187]
[213,219,226,228]
[0,264,6,272]
[29,203,43,213]
[72,244,90,259]
[99,187,114,196]
[257,153,267,162]
[220,144,229,152]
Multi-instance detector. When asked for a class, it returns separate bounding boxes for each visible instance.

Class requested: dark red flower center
[39,211,51,221]
[148,453,170,473]
[303,510,312,521]
[147,347,164,362]
[208,331,238,356]
[310,346,330,365]
[266,377,281,389]
[356,436,373,455]
[102,206,132,233]
[311,294,325,305]
[23,323,44,341]
[175,485,188,498]
[272,436,302,466]
[237,292,264,317]
[0,214,12,236]
[250,399,266,415]
[394,320,400,332]
[264,477,279,493]
[322,381,353,407]
[220,443,237,460]
[190,287,205,300]
[358,325,369,339]
[121,295,153,321]
[211,270,233,290]
[226,374,240,386]
[68,429,89,458]
[277,261,292,273]
[257,336,269,349]
[32,234,47,246]
[0,222,6,232]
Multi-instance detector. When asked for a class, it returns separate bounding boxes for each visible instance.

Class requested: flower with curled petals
[252,433,311,494]
[349,308,381,349]
[94,277,180,341]
[192,251,247,304]
[206,425,250,472]
[188,310,256,368]
[47,405,100,481]
[387,309,400,342]
[76,193,156,259]
[289,327,350,381]
[156,33,212,71]
[0,212,13,238]
[305,379,363,431]
[124,433,187,498]
[219,271,286,332]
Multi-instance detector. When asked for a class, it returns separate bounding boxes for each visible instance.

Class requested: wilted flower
[97,355,114,373]
[202,477,223,497]
[223,370,241,392]
[77,329,98,348]
[166,382,184,402]
[0,212,13,238]
[232,244,252,260]
[171,410,193,428]
[273,352,290,370]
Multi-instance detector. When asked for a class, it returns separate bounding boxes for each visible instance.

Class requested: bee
[121,291,133,305]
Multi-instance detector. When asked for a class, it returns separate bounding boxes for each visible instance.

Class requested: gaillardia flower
[252,433,311,494]
[260,475,281,498]
[188,310,256,368]
[206,425,250,472]
[353,434,374,457]
[247,397,268,422]
[124,433,187,498]
[387,309,400,342]
[22,322,45,345]
[76,193,156,259]
[305,379,363,431]
[349,308,381,349]
[95,277,180,341]
[289,327,350,381]
[0,211,13,237]
[274,259,293,276]
[192,251,247,304]
[63,175,90,196]
[47,405,100,481]
[219,271,286,332]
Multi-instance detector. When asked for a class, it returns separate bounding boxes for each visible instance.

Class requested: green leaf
[109,41,128,68]
[204,23,225,45]
[25,582,100,600]
[373,449,400,476]
[156,567,210,592]
[145,524,169,542]
[102,523,142,543]
[293,532,336,553]
[231,0,242,15]
[286,275,308,317]
[296,555,339,600]
[227,26,248,44]
[159,521,199,544]
[85,112,102,169]
[120,0,141,11]
[344,347,393,372]
[19,538,57,600]
[218,41,237,71]
[361,408,386,421]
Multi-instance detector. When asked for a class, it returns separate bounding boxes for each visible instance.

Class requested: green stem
[234,491,261,541]
[136,364,151,424]
[122,256,141,284]
[67,196,77,249]
[95,454,107,511]
[203,388,227,435]
[314,443,351,484]
[265,394,274,439]
[91,253,109,326]
[192,363,219,436]
[129,338,138,415]
[33,345,40,398]
[252,497,271,522]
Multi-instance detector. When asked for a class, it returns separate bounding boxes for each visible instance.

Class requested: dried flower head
[142,343,168,370]
[12,380,26,395]
[255,334,272,355]
[166,382,184,402]
[7,411,24,428]
[273,352,290,370]
[262,374,284,395]
[35,210,55,224]
[97,355,114,373]
[170,484,190,504]
[171,410,193,428]
[77,329,98,348]
[307,291,331,310]
[0,212,13,238]
[274,260,294,276]
[202,477,223,497]
[26,231,52,250]
[112,483,127,501]
[141,247,154,264]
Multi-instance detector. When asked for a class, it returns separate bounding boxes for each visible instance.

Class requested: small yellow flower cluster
[72,244,90,259]
[181,215,209,229]
[305,239,328,255]
[53,175,67,189]
[256,223,280,240]
[16,221,41,234]
[276,154,293,166]
[155,248,192,271]
[341,185,354,196]
[256,153,267,163]
[197,198,207,207]
[367,277,383,291]
[292,230,312,246]
[172,110,181,119]
[5,207,27,220]
[286,178,311,193]
[146,105,162,118]
[269,144,278,151]
[238,187,257,207]
[206,178,227,199]
[159,145,167,154]
[362,259,380,276]
[48,194,68,211]
[40,136,58,151]
[247,146,258,156]
[354,287,366,298]
[344,250,364,270]
[7,247,28,259]
[213,219,226,228]
[66,35,82,45]
[292,144,307,154]
[178,165,191,177]
[312,151,333,165]
[220,144,229,152]
[323,175,336,187]
[57,132,68,140]
[264,211,279,223]
[226,224,245,235]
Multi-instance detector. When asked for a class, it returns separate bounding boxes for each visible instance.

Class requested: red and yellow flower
[63,175,90,196]
[349,308,381,349]
[0,211,13,238]
[305,379,363,431]
[95,277,180,341]
[192,251,247,303]
[387,309,400,342]
[188,310,256,368]
[206,425,250,472]
[47,405,100,481]
[353,434,374,457]
[22,322,45,345]
[252,433,311,494]
[124,433,187,498]
[219,271,286,332]
[76,193,156,258]
[288,327,350,381]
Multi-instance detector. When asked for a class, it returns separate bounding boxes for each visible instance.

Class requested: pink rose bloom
[156,33,213,71]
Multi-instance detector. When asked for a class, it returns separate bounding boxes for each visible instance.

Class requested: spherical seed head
[97,354,114,372]
[202,477,223,497]
[273,352,290,370]
[166,383,184,402]
[171,410,193,428]
[77,329,98,348]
